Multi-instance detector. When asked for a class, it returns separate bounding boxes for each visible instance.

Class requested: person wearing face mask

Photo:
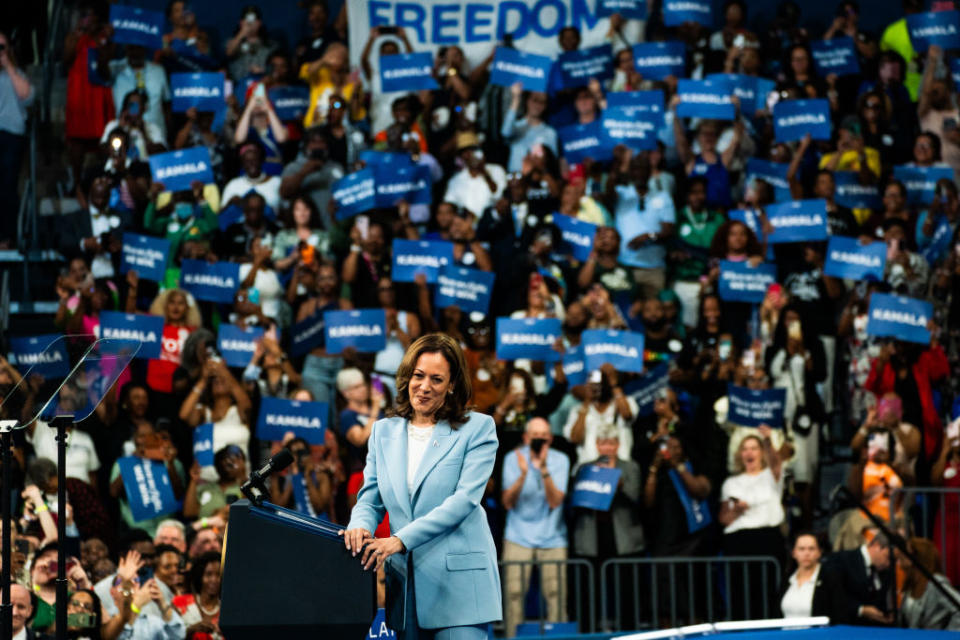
[108,43,170,142]
[143,179,218,265]
[58,171,133,280]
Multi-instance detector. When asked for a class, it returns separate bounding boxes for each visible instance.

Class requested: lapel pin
[433,440,439,447]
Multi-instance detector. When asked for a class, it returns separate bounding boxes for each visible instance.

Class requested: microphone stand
[50,415,74,640]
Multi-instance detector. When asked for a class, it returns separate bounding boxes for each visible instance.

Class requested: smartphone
[371,377,384,395]
[733,34,746,49]
[741,349,756,369]
[530,438,546,454]
[509,376,525,394]
[67,613,95,629]
[356,214,370,241]
[205,345,222,363]
[946,418,960,445]
[224,79,234,97]
[718,338,732,361]
[659,439,671,460]
[247,287,261,305]
[254,82,266,99]
[299,243,315,265]
[245,12,258,23]
[787,320,802,341]
[137,566,154,583]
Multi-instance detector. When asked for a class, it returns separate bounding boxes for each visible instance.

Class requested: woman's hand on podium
[339,527,372,557]
[360,535,405,572]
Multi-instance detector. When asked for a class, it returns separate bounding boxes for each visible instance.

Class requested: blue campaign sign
[496,317,562,362]
[833,171,882,210]
[217,204,244,231]
[179,259,241,304]
[773,99,831,143]
[893,165,955,206]
[168,38,218,72]
[601,105,660,152]
[100,312,164,359]
[257,396,328,444]
[324,309,387,354]
[705,74,774,116]
[218,324,264,368]
[359,150,415,170]
[624,363,670,417]
[193,423,214,467]
[392,239,454,283]
[368,609,397,640]
[766,199,828,244]
[558,44,614,89]
[727,385,786,428]
[582,329,645,374]
[824,236,886,282]
[434,265,495,314]
[663,0,712,27]
[148,147,214,193]
[553,214,596,261]
[922,215,954,265]
[269,86,311,121]
[668,464,712,533]
[866,293,932,345]
[332,168,376,220]
[289,311,326,357]
[170,73,224,112]
[676,78,735,120]
[109,5,163,50]
[605,90,665,119]
[549,344,587,387]
[810,38,861,77]
[717,261,778,304]
[117,457,180,522]
[516,623,579,637]
[380,52,440,92]
[121,233,169,282]
[559,120,612,165]
[596,0,646,19]
[745,158,791,202]
[290,473,318,518]
[571,465,622,510]
[8,334,69,377]
[632,41,685,81]
[374,164,432,208]
[490,47,552,93]
[952,58,960,89]
[907,10,960,51]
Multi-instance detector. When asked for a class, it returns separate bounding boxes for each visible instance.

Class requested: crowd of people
[3,0,960,637]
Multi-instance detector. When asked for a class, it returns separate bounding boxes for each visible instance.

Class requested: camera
[206,345,222,363]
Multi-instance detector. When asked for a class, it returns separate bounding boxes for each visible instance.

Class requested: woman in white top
[563,364,636,470]
[780,532,824,618]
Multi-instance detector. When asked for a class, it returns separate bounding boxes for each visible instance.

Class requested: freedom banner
[557,44,613,89]
[745,158,791,202]
[490,47,552,92]
[324,309,387,354]
[289,311,326,357]
[601,105,660,152]
[257,396,328,444]
[582,329,645,373]
[833,171,883,211]
[496,317,562,362]
[773,99,831,143]
[179,259,241,304]
[269,86,311,121]
[624,363,670,417]
[109,5,164,50]
[549,344,587,387]
[810,38,860,77]
[218,324,264,368]
[632,41,685,81]
[893,165,955,206]
[866,293,932,345]
[571,465,622,510]
[192,423,215,467]
[170,73,224,112]
[717,261,778,304]
[121,233,169,282]
[374,164,432,208]
[559,120,612,165]
[766,199,828,244]
[706,73,775,116]
[434,265,495,313]
[727,385,786,428]
[8,334,69,377]
[380,52,440,92]
[99,312,163,359]
[823,237,886,282]
[907,10,960,51]
[676,78,735,120]
[148,147,214,193]
[392,239,454,283]
[332,169,376,220]
[117,456,180,522]
[596,0,646,19]
[553,213,596,261]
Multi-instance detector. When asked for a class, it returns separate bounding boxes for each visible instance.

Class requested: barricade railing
[889,486,960,576]
[499,558,595,636]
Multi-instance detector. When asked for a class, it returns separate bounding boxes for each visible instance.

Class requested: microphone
[241,449,294,505]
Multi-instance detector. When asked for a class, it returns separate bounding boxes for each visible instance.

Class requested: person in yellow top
[880,0,924,101]
[820,116,882,224]
[299,42,365,128]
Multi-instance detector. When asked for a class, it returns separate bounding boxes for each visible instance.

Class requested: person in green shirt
[143,179,219,268]
[183,444,246,520]
[576,226,638,305]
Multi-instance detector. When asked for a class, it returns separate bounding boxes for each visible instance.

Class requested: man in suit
[56,170,133,279]
[824,529,894,625]
[9,581,40,640]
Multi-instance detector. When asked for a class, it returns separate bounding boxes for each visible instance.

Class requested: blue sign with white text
[922,215,954,265]
[109,5,164,50]
[392,239,454,283]
[117,456,180,522]
[952,58,960,89]
[727,385,786,428]
[269,86,311,121]
[624,363,670,417]
[257,396,328,444]
[193,423,214,467]
[605,90,665,119]
[121,233,170,282]
[490,47,552,92]
[773,99,831,143]
[553,214,596,261]
[359,150,415,170]
[907,10,960,51]
[582,329,645,373]
[663,0,712,27]
[179,259,241,304]
[496,317,562,362]
[324,309,387,354]
[676,79,735,120]
[601,106,660,152]
[289,312,326,357]
[824,236,886,282]
[596,0,646,19]
[706,74,774,116]
[374,164,432,208]
[866,293,932,345]
[571,465,622,510]
[632,41,685,81]
[380,52,440,92]
[9,334,70,377]
[893,165,956,206]
[810,38,861,77]
[218,324,264,368]
[745,158,791,202]
[558,44,614,89]
[766,199,828,244]
[833,171,882,211]
[149,147,214,193]
[333,169,377,220]
[434,266,495,314]
[559,120,612,165]
[550,344,587,387]
[718,261,777,304]
[171,73,224,112]
[100,312,163,359]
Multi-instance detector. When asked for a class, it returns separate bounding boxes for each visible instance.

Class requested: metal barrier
[890,486,960,577]
[499,558,596,636]
[599,556,782,632]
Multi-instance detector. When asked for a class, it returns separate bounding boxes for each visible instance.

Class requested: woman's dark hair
[883,178,907,200]
[27,458,57,488]
[233,5,269,41]
[280,195,322,230]
[709,220,763,258]
[694,293,723,334]
[390,333,472,427]
[916,131,943,162]
[768,303,818,355]
[180,328,216,373]
[213,445,245,482]
[857,89,891,125]
[791,529,824,550]
[722,0,747,23]
[189,551,222,596]
[67,588,103,639]
[784,44,813,80]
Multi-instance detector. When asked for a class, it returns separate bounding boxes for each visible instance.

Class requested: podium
[220,500,377,639]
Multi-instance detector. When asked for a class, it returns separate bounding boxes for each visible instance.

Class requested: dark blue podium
[220,500,377,639]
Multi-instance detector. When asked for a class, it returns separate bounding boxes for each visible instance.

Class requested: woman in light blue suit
[342,333,502,639]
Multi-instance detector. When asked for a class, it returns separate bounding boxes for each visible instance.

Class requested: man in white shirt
[27,422,100,488]
[57,172,133,280]
[9,582,34,640]
[222,144,282,211]
[110,45,170,141]
[443,131,506,218]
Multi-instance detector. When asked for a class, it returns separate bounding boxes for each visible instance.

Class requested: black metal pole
[51,415,72,640]
[1,425,13,640]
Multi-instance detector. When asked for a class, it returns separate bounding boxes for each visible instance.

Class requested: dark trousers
[0,130,25,245]
[721,526,785,620]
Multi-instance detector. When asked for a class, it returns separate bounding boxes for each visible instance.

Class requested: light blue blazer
[347,411,503,630]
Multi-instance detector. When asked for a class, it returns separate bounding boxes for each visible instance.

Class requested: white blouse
[720,467,785,534]
[407,423,436,495]
[780,564,820,618]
